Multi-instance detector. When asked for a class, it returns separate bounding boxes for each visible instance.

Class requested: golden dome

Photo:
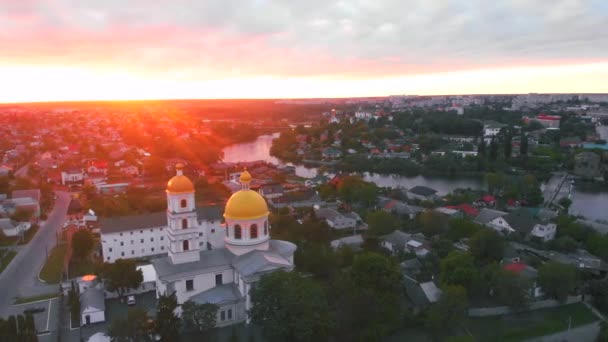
[240,168,252,183]
[224,190,269,220]
[167,164,194,194]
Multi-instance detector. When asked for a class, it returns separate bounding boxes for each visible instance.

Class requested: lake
[222,134,608,222]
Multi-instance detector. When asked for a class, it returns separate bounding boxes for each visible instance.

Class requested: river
[222,134,608,222]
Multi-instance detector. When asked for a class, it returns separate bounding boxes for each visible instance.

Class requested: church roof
[152,240,297,281]
[232,250,292,278]
[189,284,242,305]
[100,206,223,234]
[152,248,233,281]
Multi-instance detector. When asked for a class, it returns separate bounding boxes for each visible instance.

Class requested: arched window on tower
[183,240,189,251]
[180,199,187,208]
[182,219,188,229]
[234,225,242,240]
[226,228,229,238]
[251,224,258,239]
[264,221,268,236]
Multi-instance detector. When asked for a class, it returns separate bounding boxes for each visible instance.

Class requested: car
[127,295,136,306]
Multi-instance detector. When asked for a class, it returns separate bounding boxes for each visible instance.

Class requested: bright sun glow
[1,62,608,103]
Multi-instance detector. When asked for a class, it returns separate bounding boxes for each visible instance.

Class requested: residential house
[380,231,412,254]
[61,169,85,186]
[382,199,424,219]
[315,208,361,230]
[434,207,463,219]
[11,189,41,218]
[259,185,284,200]
[407,186,438,201]
[87,160,109,176]
[483,121,507,137]
[473,208,509,231]
[80,287,106,325]
[268,189,325,209]
[322,147,342,160]
[502,262,543,298]
[0,218,31,237]
[530,223,557,242]
[330,235,364,250]
[403,275,442,313]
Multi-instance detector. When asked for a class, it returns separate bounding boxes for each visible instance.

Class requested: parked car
[127,295,136,306]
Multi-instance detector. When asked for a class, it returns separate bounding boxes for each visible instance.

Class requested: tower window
[180,199,187,208]
[215,273,223,286]
[264,221,268,236]
[234,225,242,240]
[182,219,188,229]
[186,279,194,291]
[183,240,189,251]
[251,224,258,239]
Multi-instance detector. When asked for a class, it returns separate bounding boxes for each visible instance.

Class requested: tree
[558,197,572,213]
[366,210,402,236]
[155,292,181,342]
[538,262,578,301]
[520,132,528,156]
[71,229,95,260]
[489,138,498,161]
[495,270,530,310]
[440,252,478,292]
[331,253,402,341]
[143,156,166,180]
[469,229,504,264]
[250,271,333,342]
[503,129,513,159]
[418,211,447,237]
[181,301,218,335]
[425,285,468,333]
[447,219,481,241]
[99,259,143,301]
[10,208,33,222]
[107,308,153,342]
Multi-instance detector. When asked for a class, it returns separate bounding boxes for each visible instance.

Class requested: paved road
[525,321,600,342]
[0,191,70,316]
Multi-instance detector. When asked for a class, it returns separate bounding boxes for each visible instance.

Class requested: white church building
[100,165,296,326]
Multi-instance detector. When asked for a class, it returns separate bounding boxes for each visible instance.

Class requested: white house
[483,121,507,137]
[473,208,509,232]
[61,169,84,186]
[315,208,360,230]
[331,235,364,250]
[530,223,557,242]
[0,218,31,237]
[80,287,105,325]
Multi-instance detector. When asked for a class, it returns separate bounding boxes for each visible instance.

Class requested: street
[0,191,70,316]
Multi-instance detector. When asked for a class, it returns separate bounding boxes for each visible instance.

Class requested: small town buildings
[380,231,412,254]
[474,208,509,231]
[403,274,442,312]
[407,186,438,201]
[314,208,361,230]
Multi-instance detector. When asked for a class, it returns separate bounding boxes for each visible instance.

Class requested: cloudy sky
[1,0,607,102]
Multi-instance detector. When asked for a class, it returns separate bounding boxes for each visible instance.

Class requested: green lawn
[0,249,17,274]
[466,303,598,341]
[68,258,97,278]
[39,244,67,284]
[14,292,58,305]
